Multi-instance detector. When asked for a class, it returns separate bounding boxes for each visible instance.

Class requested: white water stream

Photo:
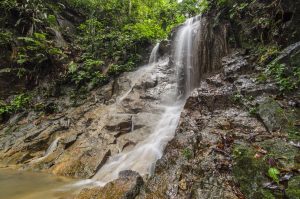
[88,15,203,186]
[174,15,202,97]
[148,43,160,64]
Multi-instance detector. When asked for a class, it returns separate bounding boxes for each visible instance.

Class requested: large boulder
[75,170,143,199]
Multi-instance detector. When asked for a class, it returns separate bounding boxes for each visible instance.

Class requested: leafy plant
[232,92,243,103]
[0,30,13,45]
[265,62,300,92]
[258,45,280,64]
[268,167,280,184]
[68,59,107,87]
[182,148,193,159]
[249,107,258,116]
[0,94,31,122]
[229,2,249,19]
[199,0,210,13]
[17,32,65,74]
[14,0,48,34]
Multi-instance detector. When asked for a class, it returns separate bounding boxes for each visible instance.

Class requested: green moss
[182,148,193,160]
[286,176,300,199]
[233,145,269,199]
[258,98,297,133]
[261,189,276,199]
[233,140,300,199]
[259,139,299,169]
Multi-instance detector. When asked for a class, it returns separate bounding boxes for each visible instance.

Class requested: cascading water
[90,42,183,185]
[92,104,183,185]
[149,43,160,64]
[90,15,204,186]
[174,15,202,97]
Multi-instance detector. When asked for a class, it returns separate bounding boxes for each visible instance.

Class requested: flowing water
[148,43,160,64]
[92,102,184,186]
[91,15,203,185]
[174,15,202,97]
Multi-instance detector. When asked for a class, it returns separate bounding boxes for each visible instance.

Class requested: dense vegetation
[0,0,200,90]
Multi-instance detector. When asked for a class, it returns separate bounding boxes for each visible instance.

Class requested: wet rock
[259,139,299,169]
[57,15,76,35]
[0,53,176,180]
[189,82,235,111]
[63,134,78,149]
[141,75,158,89]
[234,75,277,96]
[52,149,111,178]
[233,139,300,199]
[205,74,224,87]
[138,51,299,199]
[178,179,187,190]
[158,39,171,57]
[232,144,269,199]
[222,53,252,80]
[76,170,143,199]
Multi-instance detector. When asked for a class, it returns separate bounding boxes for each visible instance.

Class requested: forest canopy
[0,0,201,90]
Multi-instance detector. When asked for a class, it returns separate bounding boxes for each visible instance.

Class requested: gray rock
[272,41,300,66]
[258,97,288,132]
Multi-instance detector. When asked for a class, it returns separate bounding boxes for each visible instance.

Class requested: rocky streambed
[0,56,178,180]
[75,48,300,199]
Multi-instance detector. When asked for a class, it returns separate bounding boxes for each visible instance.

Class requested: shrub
[0,94,31,122]
[266,62,300,92]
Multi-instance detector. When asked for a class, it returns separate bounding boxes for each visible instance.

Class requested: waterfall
[149,43,160,64]
[90,17,204,186]
[74,14,228,188]
[90,42,185,185]
[174,15,202,97]
[45,137,60,157]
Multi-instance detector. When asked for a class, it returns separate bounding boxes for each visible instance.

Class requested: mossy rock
[258,98,292,132]
[259,139,299,170]
[233,140,300,199]
[233,144,269,199]
[286,176,300,199]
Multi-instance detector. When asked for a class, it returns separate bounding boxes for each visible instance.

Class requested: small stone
[217,119,231,130]
[179,179,187,190]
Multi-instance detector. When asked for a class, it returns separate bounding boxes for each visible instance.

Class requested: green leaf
[268,167,280,184]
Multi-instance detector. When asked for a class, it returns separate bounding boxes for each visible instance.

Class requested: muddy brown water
[0,168,78,199]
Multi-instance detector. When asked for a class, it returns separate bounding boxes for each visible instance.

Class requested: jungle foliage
[0,0,202,90]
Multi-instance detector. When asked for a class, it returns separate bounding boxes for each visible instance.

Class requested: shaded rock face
[0,58,177,178]
[0,69,26,98]
[138,51,300,199]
